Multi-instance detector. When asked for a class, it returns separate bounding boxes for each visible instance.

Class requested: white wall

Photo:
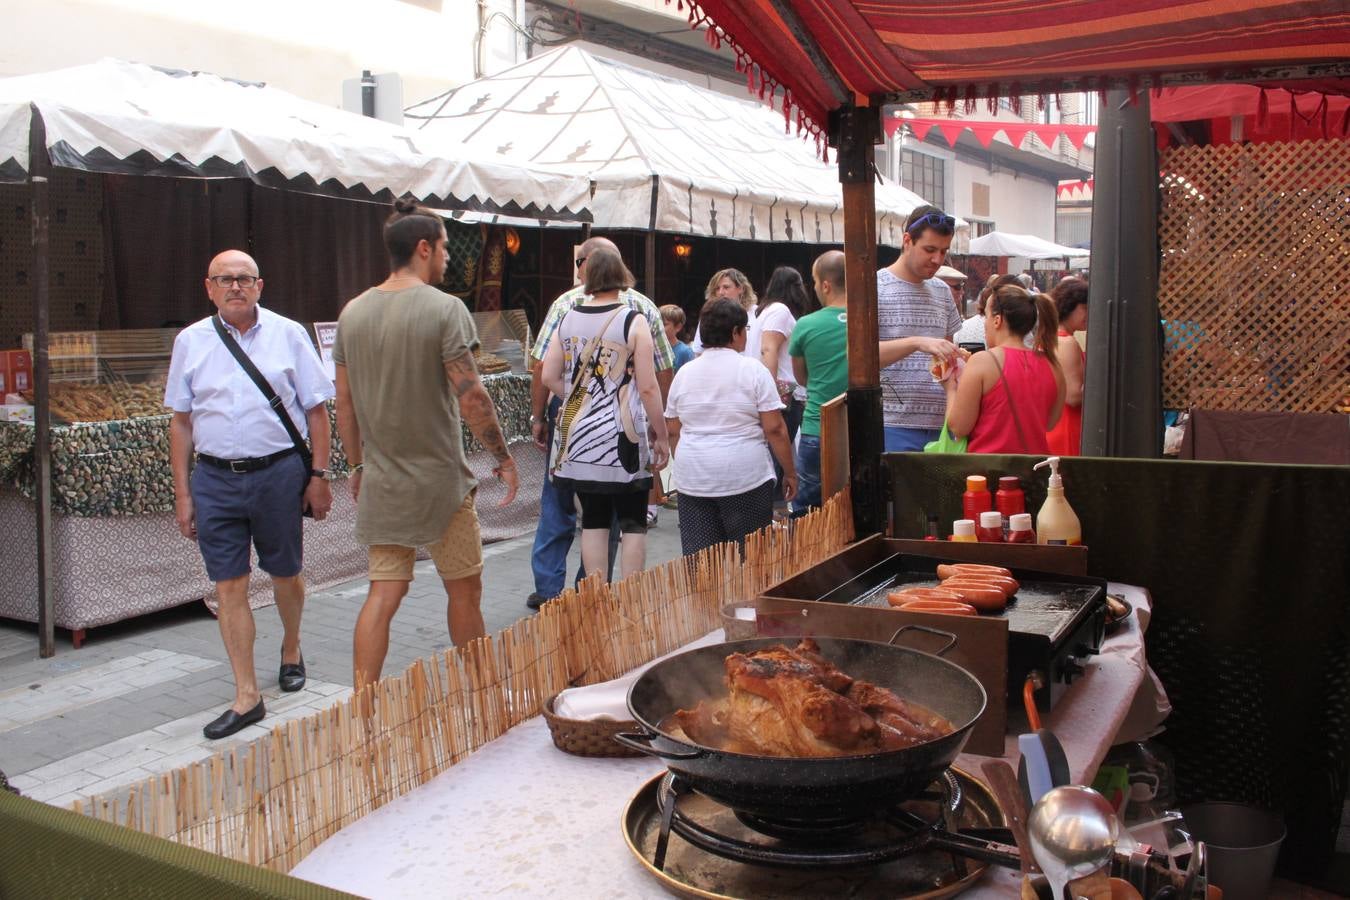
[0,0,522,108]
[952,158,1057,238]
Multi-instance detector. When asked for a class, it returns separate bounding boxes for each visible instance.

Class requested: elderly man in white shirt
[164,249,334,739]
[664,298,796,558]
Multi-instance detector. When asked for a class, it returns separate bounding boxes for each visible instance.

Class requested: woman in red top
[1046,277,1089,455]
[943,284,1065,454]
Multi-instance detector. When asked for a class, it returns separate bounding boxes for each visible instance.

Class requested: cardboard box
[1,404,34,422]
[0,350,32,396]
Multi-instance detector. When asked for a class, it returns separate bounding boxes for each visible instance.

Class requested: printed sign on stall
[313,322,338,381]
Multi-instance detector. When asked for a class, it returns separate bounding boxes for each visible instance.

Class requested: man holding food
[165,249,334,739]
[875,205,961,451]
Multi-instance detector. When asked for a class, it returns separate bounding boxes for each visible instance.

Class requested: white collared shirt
[164,305,334,459]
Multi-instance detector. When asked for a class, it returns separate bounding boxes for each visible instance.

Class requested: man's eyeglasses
[209,275,260,288]
[574,257,586,270]
[906,212,956,235]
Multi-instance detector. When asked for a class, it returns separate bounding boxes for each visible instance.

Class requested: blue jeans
[884,425,941,452]
[791,433,822,516]
[531,398,618,598]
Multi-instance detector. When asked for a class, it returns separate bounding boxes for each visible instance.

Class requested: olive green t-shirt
[332,283,479,546]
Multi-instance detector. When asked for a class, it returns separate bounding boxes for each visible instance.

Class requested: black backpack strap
[212,315,312,465]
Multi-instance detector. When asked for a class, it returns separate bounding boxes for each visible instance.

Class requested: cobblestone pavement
[0,501,684,808]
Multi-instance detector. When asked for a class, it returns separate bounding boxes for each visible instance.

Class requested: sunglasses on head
[906,212,956,235]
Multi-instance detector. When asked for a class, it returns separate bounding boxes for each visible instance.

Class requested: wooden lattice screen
[1158,139,1350,413]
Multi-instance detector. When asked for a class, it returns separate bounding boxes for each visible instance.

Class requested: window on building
[1043,94,1062,125]
[971,220,995,238]
[901,150,945,207]
[1079,95,1098,126]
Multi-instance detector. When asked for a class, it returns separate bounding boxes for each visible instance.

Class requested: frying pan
[616,632,987,821]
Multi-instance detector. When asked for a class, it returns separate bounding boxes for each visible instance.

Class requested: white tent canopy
[406,46,937,247]
[968,231,1090,259]
[0,59,592,221]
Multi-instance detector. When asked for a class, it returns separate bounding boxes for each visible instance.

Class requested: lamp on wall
[504,227,521,256]
[673,240,692,260]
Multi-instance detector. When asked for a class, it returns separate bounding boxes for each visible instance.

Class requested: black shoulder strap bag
[212,315,315,516]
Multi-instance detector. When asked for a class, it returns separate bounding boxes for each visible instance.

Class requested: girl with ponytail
[941,284,1066,454]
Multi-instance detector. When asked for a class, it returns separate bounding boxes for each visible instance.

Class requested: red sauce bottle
[977,510,1004,543]
[996,476,1025,518]
[963,475,992,522]
[1007,512,1036,543]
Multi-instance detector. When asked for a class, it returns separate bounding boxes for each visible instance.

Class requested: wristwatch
[310,468,332,481]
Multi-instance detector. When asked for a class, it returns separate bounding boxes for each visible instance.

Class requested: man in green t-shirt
[788,250,848,515]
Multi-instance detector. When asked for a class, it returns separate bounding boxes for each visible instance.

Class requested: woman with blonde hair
[692,268,756,354]
[943,284,1065,454]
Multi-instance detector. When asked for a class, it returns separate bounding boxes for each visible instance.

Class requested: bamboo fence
[74,489,854,872]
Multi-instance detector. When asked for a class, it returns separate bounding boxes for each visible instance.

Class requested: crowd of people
[164,198,1088,739]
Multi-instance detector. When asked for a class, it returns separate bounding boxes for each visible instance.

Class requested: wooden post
[833,104,884,538]
[29,105,54,658]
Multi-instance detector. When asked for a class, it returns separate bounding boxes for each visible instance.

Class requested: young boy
[660,304,695,371]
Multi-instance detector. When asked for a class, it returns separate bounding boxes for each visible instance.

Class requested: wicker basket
[542,692,645,758]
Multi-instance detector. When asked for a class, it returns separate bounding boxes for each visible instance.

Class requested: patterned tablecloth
[0,372,529,517]
[0,438,548,633]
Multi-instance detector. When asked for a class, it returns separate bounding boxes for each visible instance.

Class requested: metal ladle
[1027,786,1121,900]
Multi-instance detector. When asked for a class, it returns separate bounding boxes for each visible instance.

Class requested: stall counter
[290,585,1163,898]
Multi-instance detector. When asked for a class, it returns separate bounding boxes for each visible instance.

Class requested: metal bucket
[1180,802,1285,900]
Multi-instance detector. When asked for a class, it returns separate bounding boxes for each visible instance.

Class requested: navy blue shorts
[190,450,307,582]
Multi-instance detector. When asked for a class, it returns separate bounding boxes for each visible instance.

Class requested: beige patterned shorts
[368,490,483,582]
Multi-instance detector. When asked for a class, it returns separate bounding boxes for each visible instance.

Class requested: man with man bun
[334,198,519,694]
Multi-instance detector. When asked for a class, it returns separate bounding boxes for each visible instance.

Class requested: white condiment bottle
[1032,456,1082,546]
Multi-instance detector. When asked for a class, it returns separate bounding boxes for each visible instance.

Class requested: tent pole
[1082,90,1161,457]
[645,175,659,297]
[29,105,54,658]
[833,104,884,537]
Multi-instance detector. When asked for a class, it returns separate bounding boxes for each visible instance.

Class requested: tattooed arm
[445,350,518,506]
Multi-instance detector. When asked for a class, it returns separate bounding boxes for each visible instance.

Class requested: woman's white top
[745,301,798,388]
[664,348,782,497]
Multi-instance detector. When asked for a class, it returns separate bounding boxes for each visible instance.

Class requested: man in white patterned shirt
[875,205,960,451]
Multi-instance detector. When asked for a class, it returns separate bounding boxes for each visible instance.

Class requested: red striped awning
[676,0,1350,139]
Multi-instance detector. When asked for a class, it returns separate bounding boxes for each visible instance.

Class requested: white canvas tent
[968,231,1090,260]
[0,58,592,221]
[406,45,937,247]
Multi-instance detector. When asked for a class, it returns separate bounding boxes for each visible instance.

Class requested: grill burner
[627,768,1022,899]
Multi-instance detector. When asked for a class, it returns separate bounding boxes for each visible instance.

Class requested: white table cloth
[292,584,1163,898]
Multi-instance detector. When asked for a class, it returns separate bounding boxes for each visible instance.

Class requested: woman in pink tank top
[943,284,1065,454]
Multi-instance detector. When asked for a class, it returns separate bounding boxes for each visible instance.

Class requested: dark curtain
[247,188,387,322]
[100,176,249,328]
[100,178,388,329]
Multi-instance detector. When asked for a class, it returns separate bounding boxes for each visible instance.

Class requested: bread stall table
[290,584,1163,898]
[0,372,534,645]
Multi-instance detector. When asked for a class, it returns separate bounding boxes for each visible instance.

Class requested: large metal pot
[616,633,987,821]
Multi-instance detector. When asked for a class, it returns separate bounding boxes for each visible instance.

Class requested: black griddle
[799,552,1107,710]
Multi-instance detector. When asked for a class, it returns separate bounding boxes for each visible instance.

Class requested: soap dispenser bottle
[1032,456,1082,546]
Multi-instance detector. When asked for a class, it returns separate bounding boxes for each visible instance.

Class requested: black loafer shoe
[203,699,265,740]
[526,592,547,611]
[279,655,306,692]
